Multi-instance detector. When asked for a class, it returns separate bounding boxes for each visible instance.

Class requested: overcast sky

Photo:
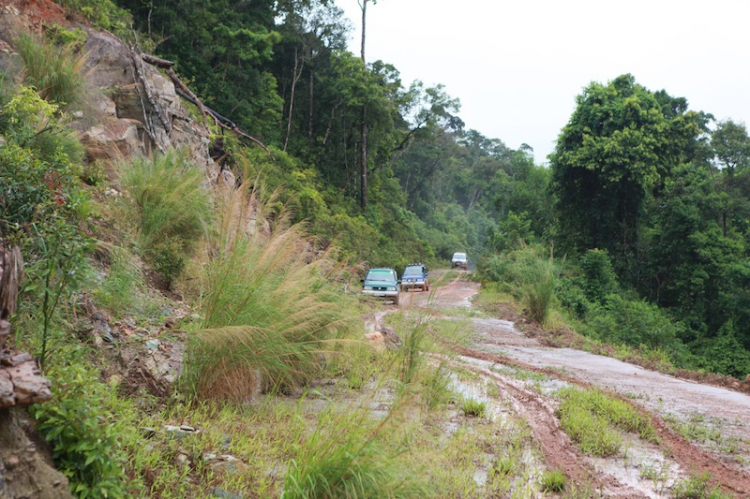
[335,0,750,164]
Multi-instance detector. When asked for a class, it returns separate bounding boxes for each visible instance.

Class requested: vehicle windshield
[402,267,424,277]
[365,270,395,282]
[453,253,466,259]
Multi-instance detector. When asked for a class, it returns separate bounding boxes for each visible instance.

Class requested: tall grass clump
[118,149,212,287]
[15,33,86,110]
[525,253,557,325]
[182,169,357,401]
[282,410,427,498]
[398,320,429,385]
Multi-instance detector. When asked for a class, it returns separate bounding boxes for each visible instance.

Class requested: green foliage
[550,74,709,259]
[579,249,619,304]
[44,24,88,49]
[118,149,212,287]
[93,249,144,318]
[0,82,84,164]
[57,0,132,33]
[585,294,680,351]
[478,247,558,325]
[31,347,129,498]
[691,323,750,379]
[15,33,86,110]
[540,469,567,493]
[490,211,533,252]
[0,83,91,367]
[525,253,557,325]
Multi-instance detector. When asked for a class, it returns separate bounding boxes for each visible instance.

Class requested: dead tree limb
[130,45,172,136]
[141,53,174,68]
[140,52,274,160]
[164,68,210,129]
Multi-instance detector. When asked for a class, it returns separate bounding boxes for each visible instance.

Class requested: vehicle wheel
[393,294,400,306]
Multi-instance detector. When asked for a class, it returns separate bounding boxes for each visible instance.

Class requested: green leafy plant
[56,0,132,34]
[31,347,129,498]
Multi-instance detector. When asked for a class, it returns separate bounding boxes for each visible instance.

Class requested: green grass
[93,249,144,318]
[672,472,733,499]
[118,149,212,287]
[182,178,358,401]
[282,409,427,498]
[15,33,86,109]
[461,397,487,417]
[540,468,567,493]
[555,386,658,457]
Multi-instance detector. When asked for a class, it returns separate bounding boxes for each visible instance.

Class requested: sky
[335,0,750,164]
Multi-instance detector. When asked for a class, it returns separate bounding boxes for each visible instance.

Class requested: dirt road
[400,273,750,497]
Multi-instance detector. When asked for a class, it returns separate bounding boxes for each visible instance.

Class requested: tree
[550,74,708,266]
[712,119,750,179]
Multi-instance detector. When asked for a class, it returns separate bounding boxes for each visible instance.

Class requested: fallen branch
[130,45,172,136]
[165,68,210,129]
[174,88,275,160]
[140,52,274,160]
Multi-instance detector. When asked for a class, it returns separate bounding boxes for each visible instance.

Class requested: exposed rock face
[79,29,216,177]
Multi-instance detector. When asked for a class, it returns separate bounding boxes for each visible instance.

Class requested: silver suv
[451,252,468,270]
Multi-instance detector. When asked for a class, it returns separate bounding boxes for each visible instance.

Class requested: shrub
[586,294,680,351]
[56,0,132,34]
[579,249,619,304]
[31,347,129,498]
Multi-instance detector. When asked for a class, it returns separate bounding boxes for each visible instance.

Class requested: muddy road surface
[398,272,750,497]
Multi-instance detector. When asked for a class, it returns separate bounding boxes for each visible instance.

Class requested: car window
[366,270,395,281]
[453,253,466,259]
[402,267,424,276]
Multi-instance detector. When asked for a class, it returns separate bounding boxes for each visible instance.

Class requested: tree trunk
[359,0,368,210]
[361,106,368,210]
[308,66,314,143]
[284,46,304,152]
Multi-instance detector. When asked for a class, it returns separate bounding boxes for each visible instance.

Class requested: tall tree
[550,74,708,265]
